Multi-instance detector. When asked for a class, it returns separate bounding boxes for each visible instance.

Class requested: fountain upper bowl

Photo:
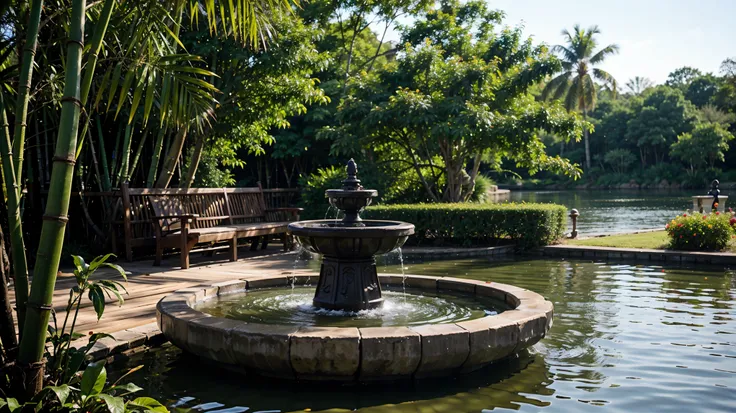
[288,219,415,258]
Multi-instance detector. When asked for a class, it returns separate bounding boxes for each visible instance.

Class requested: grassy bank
[567,231,736,252]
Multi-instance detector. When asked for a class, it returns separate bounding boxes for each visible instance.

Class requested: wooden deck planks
[10,248,315,336]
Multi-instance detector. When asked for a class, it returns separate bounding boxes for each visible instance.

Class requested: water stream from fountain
[397,247,407,300]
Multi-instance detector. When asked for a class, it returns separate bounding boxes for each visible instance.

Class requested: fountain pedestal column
[313,257,383,311]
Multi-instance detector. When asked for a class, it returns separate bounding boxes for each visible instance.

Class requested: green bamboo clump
[18,0,86,394]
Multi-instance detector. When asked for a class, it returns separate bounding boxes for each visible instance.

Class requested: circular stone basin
[194,287,505,327]
[287,220,415,258]
[156,273,553,382]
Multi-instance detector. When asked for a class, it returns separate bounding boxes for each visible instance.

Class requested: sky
[384,0,736,86]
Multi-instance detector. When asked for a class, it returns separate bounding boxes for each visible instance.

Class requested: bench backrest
[121,184,269,243]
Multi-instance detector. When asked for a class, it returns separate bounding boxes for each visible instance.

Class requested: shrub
[666,211,734,251]
[362,203,567,249]
[469,174,496,203]
[299,166,344,219]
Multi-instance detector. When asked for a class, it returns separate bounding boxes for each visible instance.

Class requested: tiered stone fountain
[157,160,553,381]
[287,159,414,311]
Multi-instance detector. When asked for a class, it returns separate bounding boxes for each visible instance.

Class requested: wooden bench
[120,183,301,269]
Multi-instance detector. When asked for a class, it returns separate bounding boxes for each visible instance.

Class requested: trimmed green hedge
[362,203,567,249]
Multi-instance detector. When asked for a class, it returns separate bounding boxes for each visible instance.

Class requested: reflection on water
[109,258,736,413]
[509,189,697,234]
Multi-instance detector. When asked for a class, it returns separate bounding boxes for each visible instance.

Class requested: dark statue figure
[708,179,720,211]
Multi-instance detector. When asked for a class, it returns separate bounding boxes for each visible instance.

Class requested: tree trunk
[0,94,30,334]
[17,0,86,398]
[181,135,204,190]
[155,128,187,188]
[583,109,591,170]
[11,0,43,188]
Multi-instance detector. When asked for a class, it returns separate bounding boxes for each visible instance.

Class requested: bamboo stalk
[154,127,187,188]
[0,93,30,335]
[128,123,150,182]
[11,0,43,188]
[18,0,86,396]
[110,122,123,187]
[95,116,111,191]
[34,116,44,190]
[0,207,17,359]
[146,126,167,188]
[116,121,133,185]
[181,134,204,189]
[75,0,116,160]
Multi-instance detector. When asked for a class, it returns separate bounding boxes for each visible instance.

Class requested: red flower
[702,215,707,220]
[693,233,697,237]
[716,211,720,215]
[683,213,688,217]
[678,223,683,227]
[730,217,736,226]
[665,224,670,229]
[680,235,683,238]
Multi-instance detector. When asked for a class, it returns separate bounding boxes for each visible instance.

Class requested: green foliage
[298,166,344,219]
[671,123,734,173]
[187,146,236,188]
[665,66,703,90]
[45,254,128,386]
[362,203,567,249]
[666,212,734,251]
[469,174,496,203]
[0,361,167,413]
[686,74,721,108]
[322,1,584,202]
[626,86,697,165]
[603,149,636,174]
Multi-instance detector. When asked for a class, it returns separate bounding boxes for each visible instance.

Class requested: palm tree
[626,76,653,95]
[542,25,619,170]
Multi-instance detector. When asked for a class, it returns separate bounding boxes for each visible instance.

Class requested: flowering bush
[666,212,734,251]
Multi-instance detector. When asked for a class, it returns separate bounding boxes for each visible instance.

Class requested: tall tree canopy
[322,0,584,202]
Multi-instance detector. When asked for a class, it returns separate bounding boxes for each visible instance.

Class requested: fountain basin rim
[288,219,415,238]
[156,273,553,382]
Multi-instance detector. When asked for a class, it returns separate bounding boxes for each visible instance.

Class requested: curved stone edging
[156,274,553,381]
[541,244,736,265]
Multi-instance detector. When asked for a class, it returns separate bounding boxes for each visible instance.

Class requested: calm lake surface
[109,257,736,413]
[508,189,705,235]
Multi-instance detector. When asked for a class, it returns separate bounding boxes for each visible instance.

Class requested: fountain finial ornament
[708,179,720,211]
[342,158,362,190]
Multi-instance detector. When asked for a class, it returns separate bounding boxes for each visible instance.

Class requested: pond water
[109,257,736,413]
[195,288,503,327]
[507,189,705,235]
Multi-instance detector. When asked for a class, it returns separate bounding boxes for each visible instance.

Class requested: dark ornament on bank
[708,179,720,211]
[288,159,415,311]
